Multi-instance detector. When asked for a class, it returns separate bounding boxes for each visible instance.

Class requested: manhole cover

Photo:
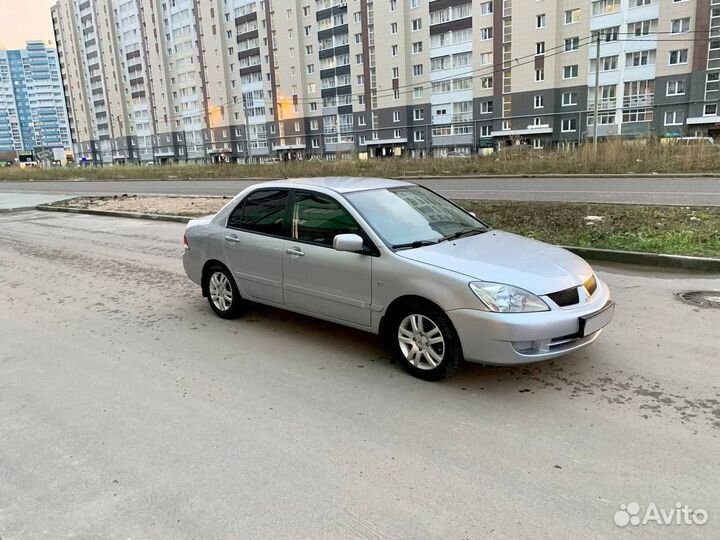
[676,290,720,308]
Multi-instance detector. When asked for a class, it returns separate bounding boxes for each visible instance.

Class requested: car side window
[292,191,361,247]
[234,189,288,236]
[227,200,244,229]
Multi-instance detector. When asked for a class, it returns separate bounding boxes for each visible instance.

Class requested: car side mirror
[333,233,364,253]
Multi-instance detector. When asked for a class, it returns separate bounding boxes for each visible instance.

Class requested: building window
[413,108,424,120]
[627,50,655,67]
[391,22,398,34]
[536,42,545,54]
[413,64,423,76]
[669,49,688,65]
[666,80,686,96]
[413,87,424,98]
[670,17,690,34]
[393,111,400,122]
[536,14,545,28]
[704,104,718,116]
[664,111,685,126]
[562,92,578,106]
[592,0,621,16]
[561,118,578,132]
[564,9,580,25]
[412,42,423,54]
[411,19,422,31]
[535,69,544,82]
[534,95,544,109]
[565,37,580,51]
[414,130,424,142]
[480,100,493,113]
[563,65,579,79]
[532,139,544,150]
[393,129,401,139]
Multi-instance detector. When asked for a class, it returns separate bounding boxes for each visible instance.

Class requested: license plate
[580,302,615,337]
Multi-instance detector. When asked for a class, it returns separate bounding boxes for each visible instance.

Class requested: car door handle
[225,234,241,243]
[285,247,305,257]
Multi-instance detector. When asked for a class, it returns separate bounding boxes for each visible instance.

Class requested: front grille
[584,275,597,296]
[548,286,579,307]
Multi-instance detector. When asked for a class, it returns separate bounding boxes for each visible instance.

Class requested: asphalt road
[1,211,719,539]
[2,175,720,205]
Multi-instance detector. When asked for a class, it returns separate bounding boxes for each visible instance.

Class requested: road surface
[0,211,718,539]
[2,175,720,204]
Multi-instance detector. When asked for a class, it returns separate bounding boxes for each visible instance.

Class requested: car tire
[389,301,463,381]
[205,265,243,319]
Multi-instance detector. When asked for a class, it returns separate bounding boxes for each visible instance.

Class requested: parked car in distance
[443,151,469,159]
[183,178,614,380]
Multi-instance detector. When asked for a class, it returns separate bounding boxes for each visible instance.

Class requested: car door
[223,188,289,305]
[282,190,373,327]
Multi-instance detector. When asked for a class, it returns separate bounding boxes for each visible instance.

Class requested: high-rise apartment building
[0,41,72,153]
[51,0,720,164]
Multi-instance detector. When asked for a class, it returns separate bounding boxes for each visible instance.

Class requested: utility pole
[242,97,252,165]
[593,31,601,154]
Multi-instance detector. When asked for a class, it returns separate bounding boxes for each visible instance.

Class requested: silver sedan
[182,177,614,380]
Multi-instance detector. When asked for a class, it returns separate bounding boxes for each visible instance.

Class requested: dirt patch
[55,195,230,217]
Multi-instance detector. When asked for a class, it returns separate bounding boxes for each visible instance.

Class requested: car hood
[397,230,593,295]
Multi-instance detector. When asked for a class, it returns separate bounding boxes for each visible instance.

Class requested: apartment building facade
[51,0,720,164]
[0,41,72,154]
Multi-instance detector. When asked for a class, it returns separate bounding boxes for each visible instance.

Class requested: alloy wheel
[397,314,445,370]
[209,271,233,312]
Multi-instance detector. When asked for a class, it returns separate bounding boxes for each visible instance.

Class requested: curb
[564,246,720,272]
[36,204,191,223]
[0,205,41,213]
[36,204,720,272]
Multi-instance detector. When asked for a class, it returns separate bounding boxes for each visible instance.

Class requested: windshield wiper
[440,227,489,243]
[392,239,440,250]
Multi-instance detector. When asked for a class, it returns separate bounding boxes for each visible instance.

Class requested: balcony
[623,94,654,108]
[588,98,617,111]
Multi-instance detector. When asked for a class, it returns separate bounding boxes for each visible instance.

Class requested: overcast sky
[0,0,57,49]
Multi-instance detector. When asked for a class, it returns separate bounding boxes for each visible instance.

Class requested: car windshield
[345,186,489,249]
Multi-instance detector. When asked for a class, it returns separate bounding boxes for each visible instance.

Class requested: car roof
[254,176,414,194]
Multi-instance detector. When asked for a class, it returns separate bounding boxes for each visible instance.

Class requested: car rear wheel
[391,302,462,380]
[206,265,243,319]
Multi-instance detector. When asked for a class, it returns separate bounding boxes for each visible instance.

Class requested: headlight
[469,282,550,313]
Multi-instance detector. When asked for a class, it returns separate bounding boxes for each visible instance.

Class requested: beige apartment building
[51,0,720,163]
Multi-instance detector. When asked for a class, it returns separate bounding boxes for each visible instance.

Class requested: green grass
[3,140,720,181]
[460,201,720,258]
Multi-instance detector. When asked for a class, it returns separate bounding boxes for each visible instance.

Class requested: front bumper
[446,278,613,365]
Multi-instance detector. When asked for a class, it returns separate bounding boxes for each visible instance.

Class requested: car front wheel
[206,265,243,319]
[392,302,462,380]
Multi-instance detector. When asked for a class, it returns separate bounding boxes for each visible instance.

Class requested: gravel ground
[54,194,231,216]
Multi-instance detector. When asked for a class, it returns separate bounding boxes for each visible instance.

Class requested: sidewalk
[0,193,74,212]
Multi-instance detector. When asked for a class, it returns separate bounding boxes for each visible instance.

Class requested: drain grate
[676,290,720,309]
